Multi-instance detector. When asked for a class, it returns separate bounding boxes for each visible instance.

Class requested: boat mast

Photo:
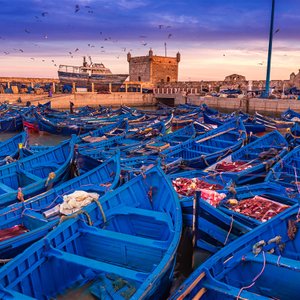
[264,0,275,98]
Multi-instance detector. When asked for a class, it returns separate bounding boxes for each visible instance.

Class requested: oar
[196,127,236,144]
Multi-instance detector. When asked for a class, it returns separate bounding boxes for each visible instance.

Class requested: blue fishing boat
[0,131,27,166]
[0,154,120,259]
[192,182,295,254]
[204,113,266,134]
[281,108,300,122]
[170,204,300,300]
[161,119,247,169]
[266,145,300,194]
[205,131,288,185]
[255,111,293,132]
[0,166,181,299]
[286,122,300,146]
[0,139,75,208]
[0,115,23,132]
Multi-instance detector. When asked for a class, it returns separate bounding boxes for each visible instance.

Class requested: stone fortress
[127,50,300,94]
[127,49,180,84]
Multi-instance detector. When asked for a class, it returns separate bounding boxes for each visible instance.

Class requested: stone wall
[0,92,156,109]
[151,56,178,83]
[128,56,151,82]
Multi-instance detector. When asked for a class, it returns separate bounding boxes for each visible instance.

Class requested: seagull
[41,12,48,17]
[24,29,30,34]
[101,46,104,48]
[44,35,48,39]
[42,59,45,62]
[168,33,172,39]
[75,4,80,13]
[3,51,9,55]
[30,57,35,60]
[19,49,24,52]
[88,10,93,13]
[122,47,126,52]
[51,59,55,62]
[142,42,147,46]
[223,54,226,56]
[275,28,280,34]
[54,64,57,66]
[158,25,164,29]
[74,48,79,52]
[68,51,72,55]
[258,62,264,65]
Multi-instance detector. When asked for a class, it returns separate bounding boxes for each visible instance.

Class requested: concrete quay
[0,92,156,109]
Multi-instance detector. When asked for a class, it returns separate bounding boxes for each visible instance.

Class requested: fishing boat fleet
[0,101,299,299]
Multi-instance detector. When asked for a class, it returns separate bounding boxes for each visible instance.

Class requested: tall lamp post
[264,0,275,98]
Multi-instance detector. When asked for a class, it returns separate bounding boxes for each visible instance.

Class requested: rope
[224,216,234,246]
[201,155,210,167]
[236,251,266,300]
[92,198,106,223]
[59,209,92,225]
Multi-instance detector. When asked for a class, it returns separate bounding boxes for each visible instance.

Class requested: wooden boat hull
[0,166,182,299]
[170,204,300,299]
[0,154,120,259]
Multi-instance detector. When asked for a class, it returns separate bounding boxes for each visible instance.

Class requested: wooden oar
[196,127,236,144]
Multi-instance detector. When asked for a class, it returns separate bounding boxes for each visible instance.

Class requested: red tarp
[0,225,29,242]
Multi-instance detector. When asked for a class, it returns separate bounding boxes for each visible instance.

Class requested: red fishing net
[216,161,253,172]
[229,196,290,222]
[0,225,29,242]
[172,177,223,196]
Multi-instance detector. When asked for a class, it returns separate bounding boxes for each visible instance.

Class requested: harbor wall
[0,92,156,109]
[155,93,300,114]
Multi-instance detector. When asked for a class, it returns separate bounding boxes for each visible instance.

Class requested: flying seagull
[75,4,80,13]
[275,28,280,34]
[41,12,48,17]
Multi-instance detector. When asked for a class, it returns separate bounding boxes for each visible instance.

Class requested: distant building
[224,74,246,82]
[127,50,180,84]
[290,70,300,88]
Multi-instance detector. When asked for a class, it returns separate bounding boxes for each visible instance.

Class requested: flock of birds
[0,4,285,69]
[0,4,176,68]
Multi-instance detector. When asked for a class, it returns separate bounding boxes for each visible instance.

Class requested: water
[0,131,67,145]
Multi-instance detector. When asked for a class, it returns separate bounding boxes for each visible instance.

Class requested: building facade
[127,50,180,84]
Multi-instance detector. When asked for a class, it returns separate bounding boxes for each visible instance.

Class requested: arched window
[138,76,141,81]
[167,76,170,82]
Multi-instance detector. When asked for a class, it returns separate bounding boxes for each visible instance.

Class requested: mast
[264,0,275,98]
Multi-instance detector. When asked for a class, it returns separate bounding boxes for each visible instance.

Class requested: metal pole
[264,0,275,98]
[164,42,167,57]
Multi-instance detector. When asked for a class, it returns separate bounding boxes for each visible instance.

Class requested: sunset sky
[0,0,299,80]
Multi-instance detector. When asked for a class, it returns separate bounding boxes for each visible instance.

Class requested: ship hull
[58,71,128,91]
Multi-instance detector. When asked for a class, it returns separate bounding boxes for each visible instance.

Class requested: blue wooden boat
[0,154,120,259]
[0,139,75,208]
[0,132,27,166]
[160,124,196,145]
[170,204,300,300]
[161,119,247,169]
[0,115,23,132]
[0,166,182,299]
[286,122,300,146]
[281,108,300,121]
[205,131,288,185]
[204,113,266,134]
[192,182,295,254]
[21,120,128,158]
[255,111,293,132]
[266,145,300,194]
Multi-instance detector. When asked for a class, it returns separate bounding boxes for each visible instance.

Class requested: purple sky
[0,0,299,80]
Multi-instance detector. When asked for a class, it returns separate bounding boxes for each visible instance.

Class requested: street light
[263,0,275,98]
